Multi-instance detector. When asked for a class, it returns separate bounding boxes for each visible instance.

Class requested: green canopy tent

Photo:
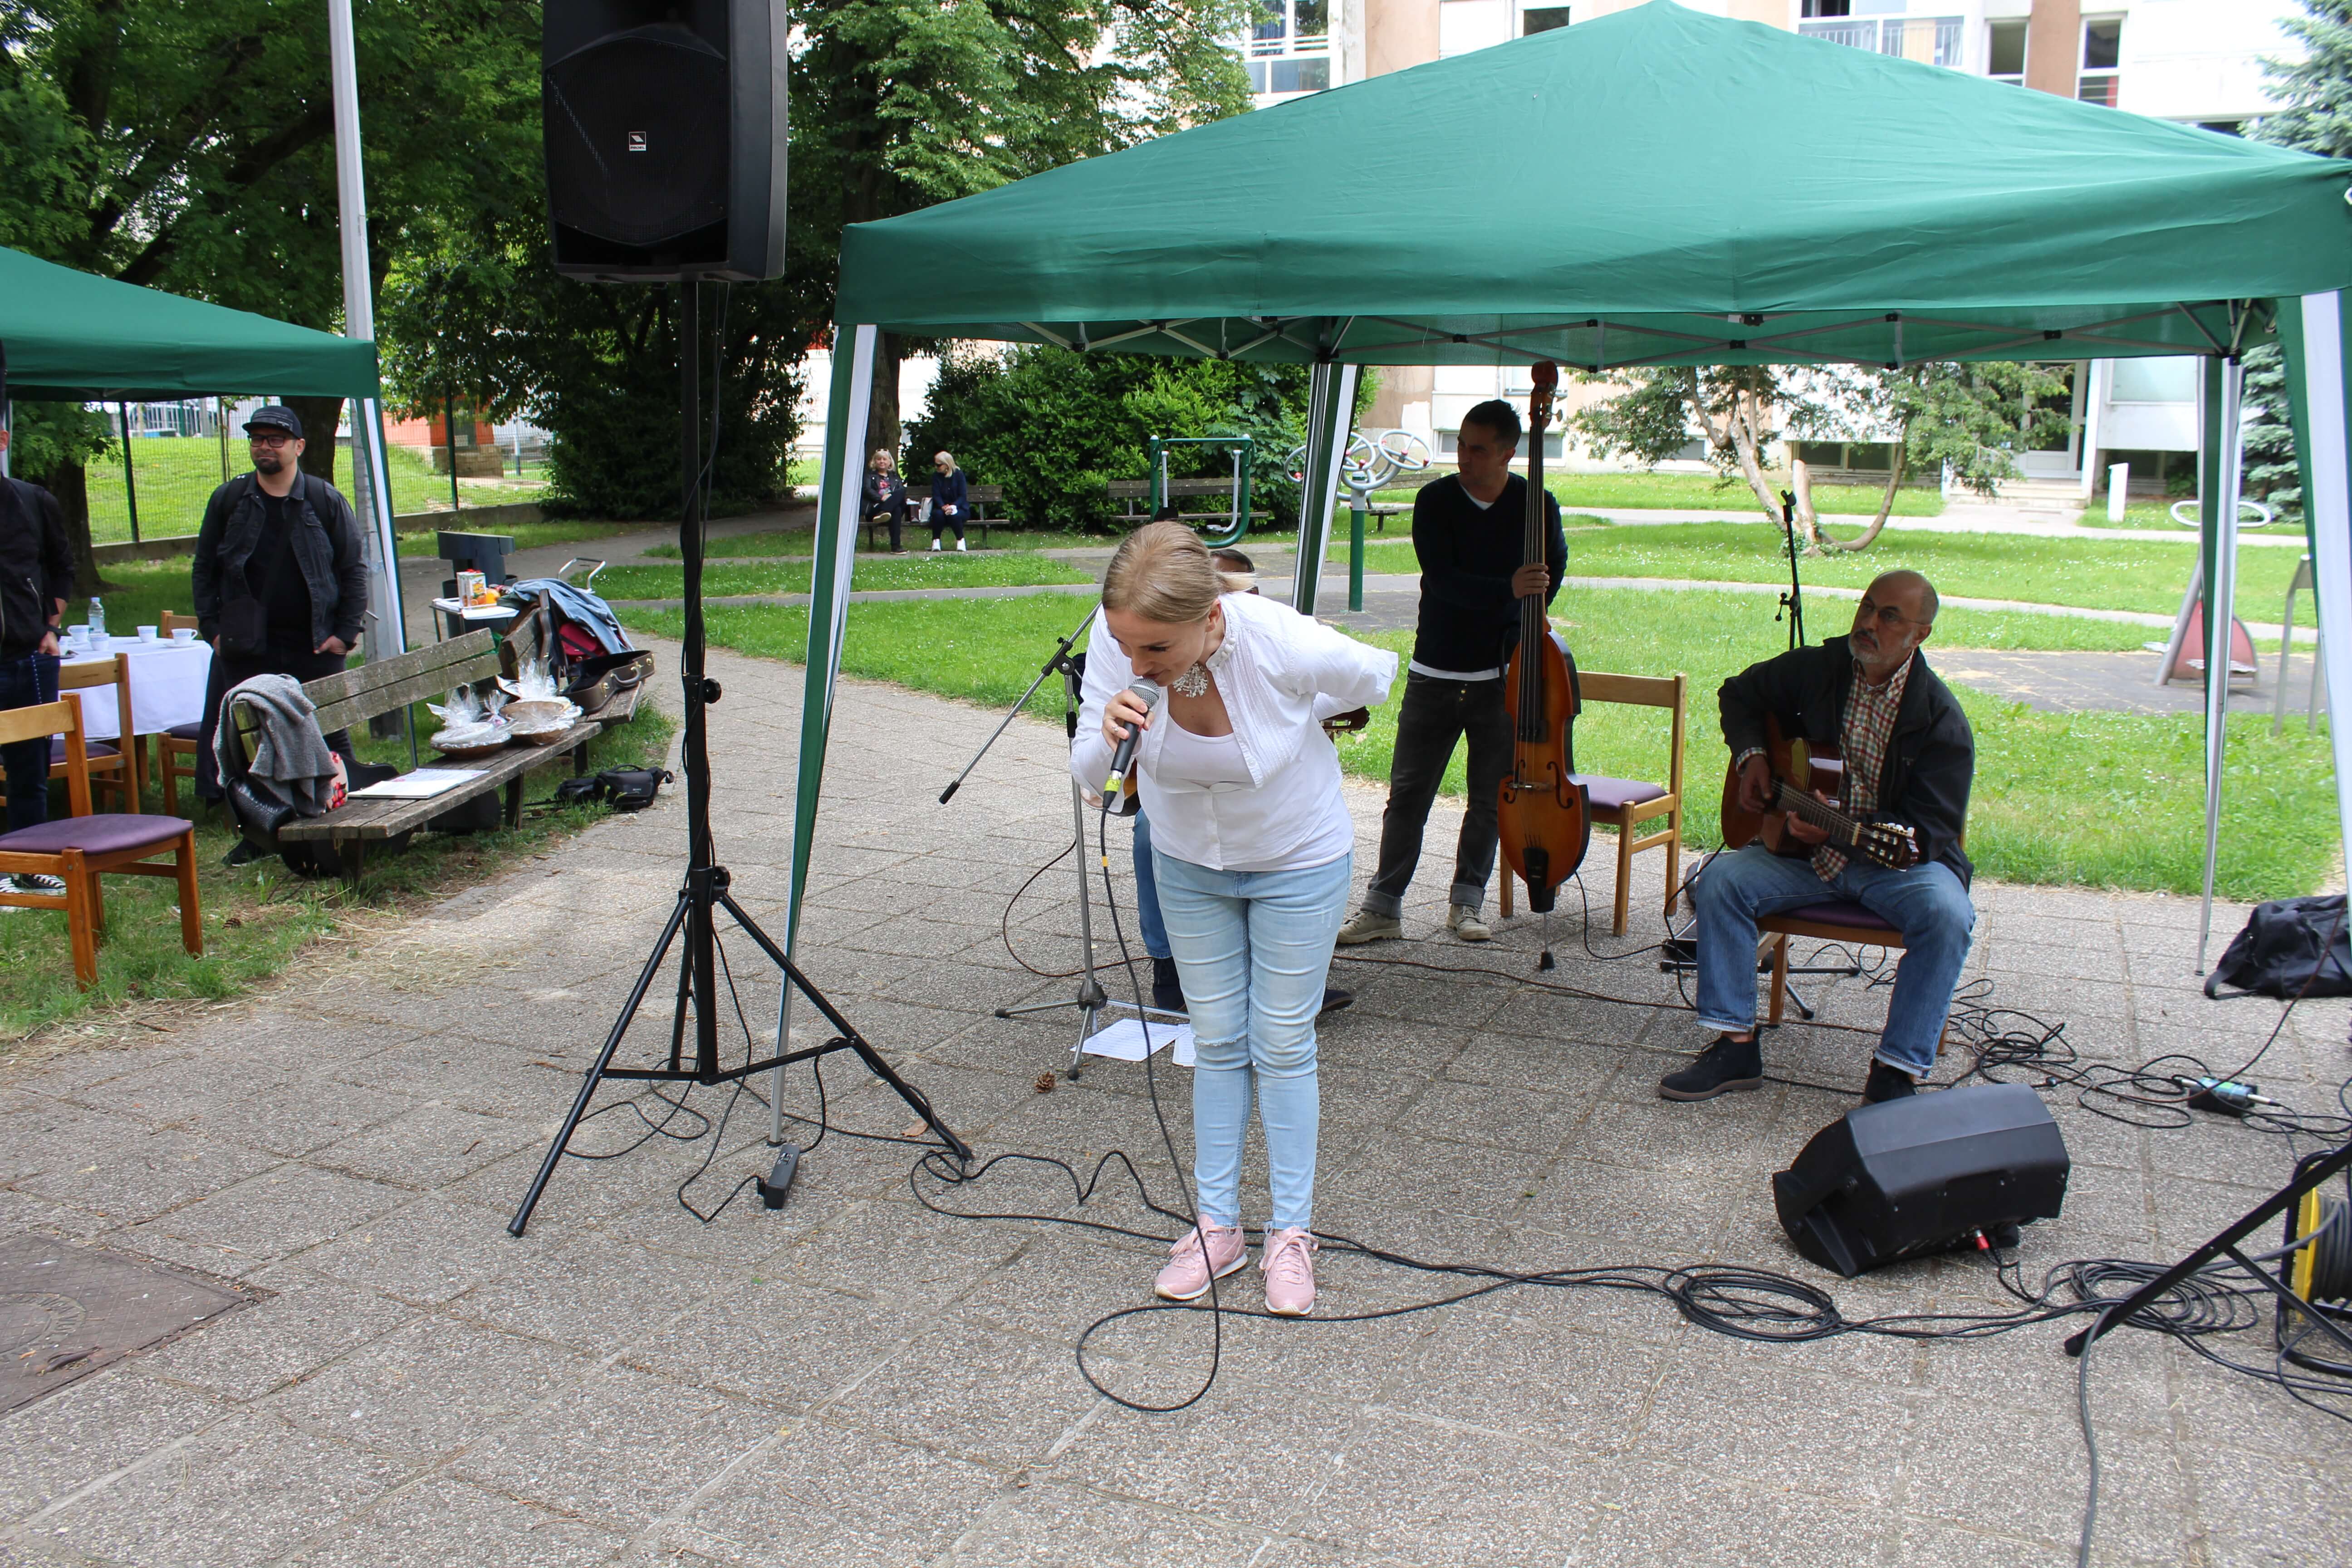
[0,244,407,655]
[791,0,2352,989]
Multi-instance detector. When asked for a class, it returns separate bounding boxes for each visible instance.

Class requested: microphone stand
[937,604,1182,1081]
[1777,489,1807,652]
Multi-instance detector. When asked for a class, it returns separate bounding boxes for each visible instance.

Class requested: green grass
[593,553,1093,601]
[641,525,1113,558]
[619,585,2332,901]
[1361,522,2318,627]
[1373,470,1947,517]
[85,436,547,545]
[1,698,674,1042]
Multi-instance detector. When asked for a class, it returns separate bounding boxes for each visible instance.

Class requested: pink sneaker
[1155,1221,1246,1301]
[1261,1226,1318,1317]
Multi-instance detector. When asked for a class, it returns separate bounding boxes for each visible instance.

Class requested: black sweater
[0,477,73,657]
[1718,639,1976,886]
[1409,473,1567,674]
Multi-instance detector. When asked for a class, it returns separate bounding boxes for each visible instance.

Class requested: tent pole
[2284,293,2352,942]
[1291,360,1359,617]
[118,402,140,544]
[774,323,875,1142]
[2198,357,2246,970]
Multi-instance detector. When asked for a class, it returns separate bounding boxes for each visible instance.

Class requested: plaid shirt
[1816,652,1912,882]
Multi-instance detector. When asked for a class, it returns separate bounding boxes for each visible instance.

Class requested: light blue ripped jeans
[1149,848,1352,1232]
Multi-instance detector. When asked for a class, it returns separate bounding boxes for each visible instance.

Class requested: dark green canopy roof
[0,245,379,402]
[836,0,2352,368]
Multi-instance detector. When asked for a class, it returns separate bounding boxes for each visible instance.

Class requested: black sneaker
[1658,1034,1764,1101]
[1318,985,1355,1016]
[1863,1060,1919,1104]
[220,839,269,868]
[1151,956,1186,1015]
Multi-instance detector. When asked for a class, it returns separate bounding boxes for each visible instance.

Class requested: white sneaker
[956,538,967,551]
[1336,908,1403,945]
[1447,904,1492,942]
[930,539,942,551]
[2,872,65,902]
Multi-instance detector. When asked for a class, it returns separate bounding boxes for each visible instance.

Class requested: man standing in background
[0,421,73,901]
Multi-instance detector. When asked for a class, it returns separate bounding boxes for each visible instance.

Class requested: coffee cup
[170,627,197,645]
[137,625,158,642]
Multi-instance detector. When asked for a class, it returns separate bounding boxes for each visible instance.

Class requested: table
[61,637,213,743]
[431,598,519,642]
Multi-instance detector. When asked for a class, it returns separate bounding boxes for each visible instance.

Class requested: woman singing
[1073,522,1396,1315]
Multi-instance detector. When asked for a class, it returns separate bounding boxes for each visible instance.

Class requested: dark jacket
[1409,473,1567,673]
[862,469,909,519]
[192,471,370,651]
[0,477,74,657]
[1718,638,1975,886]
[930,466,969,517]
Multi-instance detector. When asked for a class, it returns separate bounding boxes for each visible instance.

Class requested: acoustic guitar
[1719,715,1920,871]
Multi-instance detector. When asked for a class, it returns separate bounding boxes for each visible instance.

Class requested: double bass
[1496,360,1590,969]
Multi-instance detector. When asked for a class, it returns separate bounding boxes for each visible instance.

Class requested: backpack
[2205,894,2352,1000]
[552,767,673,813]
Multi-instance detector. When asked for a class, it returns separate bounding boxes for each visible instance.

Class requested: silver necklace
[1171,662,1210,699]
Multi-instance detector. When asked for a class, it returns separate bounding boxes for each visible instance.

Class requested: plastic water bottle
[87,597,106,643]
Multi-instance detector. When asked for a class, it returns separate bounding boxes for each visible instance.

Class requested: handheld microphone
[1102,678,1163,799]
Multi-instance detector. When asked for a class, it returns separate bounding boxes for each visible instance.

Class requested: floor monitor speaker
[1773,1083,2070,1278]
[544,0,785,281]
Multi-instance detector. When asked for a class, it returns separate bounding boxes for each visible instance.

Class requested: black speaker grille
[544,26,730,249]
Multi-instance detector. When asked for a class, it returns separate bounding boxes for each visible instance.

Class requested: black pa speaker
[543,0,786,282]
[1772,1083,2070,1278]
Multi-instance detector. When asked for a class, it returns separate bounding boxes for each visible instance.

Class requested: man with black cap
[0,419,74,903]
[191,405,371,824]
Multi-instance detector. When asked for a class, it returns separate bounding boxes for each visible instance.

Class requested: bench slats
[309,630,503,735]
[277,721,604,841]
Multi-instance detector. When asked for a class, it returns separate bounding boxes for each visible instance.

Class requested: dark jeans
[1,650,60,833]
[931,508,965,543]
[196,645,354,801]
[867,508,902,551]
[1362,671,1513,918]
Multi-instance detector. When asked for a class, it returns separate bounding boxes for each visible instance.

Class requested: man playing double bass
[1661,569,1976,1106]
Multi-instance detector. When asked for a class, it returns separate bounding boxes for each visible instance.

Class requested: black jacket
[192,471,370,651]
[0,477,74,657]
[930,466,969,516]
[862,469,909,519]
[1718,639,1975,886]
[1409,473,1567,673]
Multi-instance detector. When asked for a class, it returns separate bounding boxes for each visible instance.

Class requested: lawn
[593,552,1095,601]
[620,587,2336,902]
[640,525,1111,558]
[1373,470,1948,518]
[1,695,674,1042]
[1362,521,2318,627]
[85,436,544,544]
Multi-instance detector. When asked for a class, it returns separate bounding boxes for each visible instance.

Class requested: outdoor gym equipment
[1284,429,1431,610]
[2150,496,2272,689]
[1146,436,1254,547]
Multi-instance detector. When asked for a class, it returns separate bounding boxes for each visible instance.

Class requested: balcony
[1799,16,1964,71]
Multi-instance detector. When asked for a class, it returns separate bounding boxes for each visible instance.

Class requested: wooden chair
[157,612,203,815]
[51,654,139,811]
[1755,832,1968,1057]
[1497,670,1687,936]
[0,698,201,988]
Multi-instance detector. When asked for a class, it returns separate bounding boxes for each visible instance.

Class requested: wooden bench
[241,630,603,884]
[864,484,1008,550]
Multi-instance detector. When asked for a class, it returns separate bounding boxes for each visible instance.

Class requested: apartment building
[1261,0,2306,490]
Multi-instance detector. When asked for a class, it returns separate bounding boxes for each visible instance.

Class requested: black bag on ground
[2205,894,2352,1000]
[551,767,672,813]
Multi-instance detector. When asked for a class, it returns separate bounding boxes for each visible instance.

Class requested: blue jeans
[1132,808,1171,961]
[0,652,59,834]
[1151,849,1352,1231]
[1692,843,1976,1080]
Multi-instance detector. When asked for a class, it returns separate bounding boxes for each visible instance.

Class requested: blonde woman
[862,449,910,554]
[1072,522,1396,1315]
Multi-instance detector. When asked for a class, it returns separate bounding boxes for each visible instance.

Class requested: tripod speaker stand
[937,605,1182,1082]
[508,282,968,1237]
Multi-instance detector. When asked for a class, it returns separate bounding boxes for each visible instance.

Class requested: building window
[1799,14,1963,71]
[2078,18,2121,107]
[1800,1,1852,15]
[1989,20,2026,85]
[1523,6,1572,35]
[1245,0,1331,98]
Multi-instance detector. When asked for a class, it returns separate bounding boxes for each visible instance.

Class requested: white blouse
[1071,592,1397,873]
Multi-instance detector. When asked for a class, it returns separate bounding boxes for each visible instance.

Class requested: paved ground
[4,634,2349,1567]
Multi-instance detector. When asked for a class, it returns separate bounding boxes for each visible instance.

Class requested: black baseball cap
[244,405,304,439]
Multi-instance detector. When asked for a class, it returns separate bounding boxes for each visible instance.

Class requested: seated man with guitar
[1661,569,1975,1106]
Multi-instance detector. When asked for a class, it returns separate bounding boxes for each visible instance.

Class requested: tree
[786,0,1252,460]
[0,1,541,584]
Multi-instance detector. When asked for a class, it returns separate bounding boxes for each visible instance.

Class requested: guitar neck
[1772,778,1866,847]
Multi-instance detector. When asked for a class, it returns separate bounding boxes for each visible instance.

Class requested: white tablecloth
[60,638,213,742]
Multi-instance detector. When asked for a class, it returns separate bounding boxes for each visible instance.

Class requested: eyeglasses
[1856,600,1925,630]
[248,432,294,449]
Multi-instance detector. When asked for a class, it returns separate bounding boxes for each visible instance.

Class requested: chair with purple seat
[1499,669,1687,936]
[49,653,138,812]
[1756,849,1964,1052]
[0,697,201,988]
[157,611,203,815]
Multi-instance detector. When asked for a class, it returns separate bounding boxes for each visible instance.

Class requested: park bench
[864,484,1007,550]
[238,626,609,885]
